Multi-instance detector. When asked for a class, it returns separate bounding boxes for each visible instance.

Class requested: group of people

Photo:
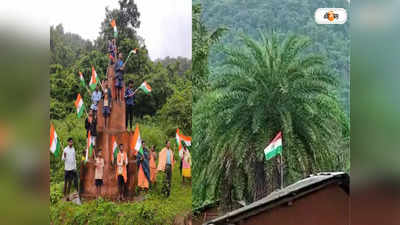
[60,38,191,202]
[61,139,177,201]
[87,39,135,130]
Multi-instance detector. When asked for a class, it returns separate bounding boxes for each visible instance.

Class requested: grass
[50,166,192,225]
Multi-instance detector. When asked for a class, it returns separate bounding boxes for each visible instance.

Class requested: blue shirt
[125,88,135,106]
[166,149,171,165]
[115,59,124,80]
[90,90,102,110]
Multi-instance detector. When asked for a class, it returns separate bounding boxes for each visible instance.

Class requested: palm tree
[193,32,349,210]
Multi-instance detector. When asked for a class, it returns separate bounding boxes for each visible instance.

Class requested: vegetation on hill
[50,1,192,223]
[192,2,350,212]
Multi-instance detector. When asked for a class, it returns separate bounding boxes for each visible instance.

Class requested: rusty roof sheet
[204,172,349,225]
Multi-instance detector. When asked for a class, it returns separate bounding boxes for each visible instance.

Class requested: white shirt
[62,146,76,171]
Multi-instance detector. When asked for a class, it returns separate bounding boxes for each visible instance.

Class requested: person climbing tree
[114,52,125,103]
[125,80,137,131]
[101,79,112,128]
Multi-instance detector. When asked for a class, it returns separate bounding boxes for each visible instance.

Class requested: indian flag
[50,124,61,157]
[110,19,118,38]
[85,131,94,162]
[79,72,86,88]
[264,131,283,160]
[131,123,143,155]
[112,135,119,160]
[176,128,191,152]
[126,48,137,62]
[74,93,85,118]
[89,66,99,90]
[139,81,152,94]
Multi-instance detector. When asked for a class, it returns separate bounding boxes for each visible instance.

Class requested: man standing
[114,143,128,201]
[88,85,102,118]
[85,109,97,146]
[124,80,137,131]
[102,79,112,128]
[114,52,125,103]
[62,137,78,201]
[157,141,174,197]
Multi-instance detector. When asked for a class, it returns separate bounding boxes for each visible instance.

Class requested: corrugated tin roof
[204,172,349,225]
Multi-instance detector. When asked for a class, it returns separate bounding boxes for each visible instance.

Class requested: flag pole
[280,152,283,189]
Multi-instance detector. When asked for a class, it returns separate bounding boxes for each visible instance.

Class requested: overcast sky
[49,0,192,60]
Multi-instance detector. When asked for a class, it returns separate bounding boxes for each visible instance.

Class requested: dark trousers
[64,170,78,195]
[162,164,172,197]
[125,104,134,130]
[118,175,127,197]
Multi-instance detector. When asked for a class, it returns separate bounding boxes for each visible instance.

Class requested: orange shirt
[157,147,174,172]
[116,151,128,182]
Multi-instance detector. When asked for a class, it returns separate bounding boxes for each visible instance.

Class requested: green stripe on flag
[80,79,86,88]
[265,145,282,160]
[54,141,61,158]
[77,103,85,118]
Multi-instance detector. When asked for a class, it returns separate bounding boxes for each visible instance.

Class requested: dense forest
[194,0,350,113]
[192,0,350,212]
[50,0,191,224]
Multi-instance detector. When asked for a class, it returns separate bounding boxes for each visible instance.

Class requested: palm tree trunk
[253,159,267,201]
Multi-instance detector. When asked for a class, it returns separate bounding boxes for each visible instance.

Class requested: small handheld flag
[110,19,118,38]
[85,131,94,162]
[138,81,152,94]
[74,94,85,118]
[264,131,282,160]
[79,72,86,88]
[126,48,137,62]
[89,66,99,90]
[131,123,143,155]
[50,124,61,157]
[112,136,119,161]
[176,128,191,152]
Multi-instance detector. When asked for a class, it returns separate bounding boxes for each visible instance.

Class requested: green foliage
[97,0,141,51]
[50,3,192,224]
[50,114,87,183]
[193,32,349,210]
[192,3,227,101]
[157,77,192,135]
[50,24,94,67]
[50,166,191,225]
[197,0,350,114]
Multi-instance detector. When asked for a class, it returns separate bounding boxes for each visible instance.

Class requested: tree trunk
[253,159,267,201]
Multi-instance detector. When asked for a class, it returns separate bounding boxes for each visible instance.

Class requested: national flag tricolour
[139,81,152,94]
[176,128,191,152]
[112,135,119,161]
[50,124,61,157]
[264,131,283,160]
[89,66,99,90]
[85,131,94,162]
[110,19,118,38]
[131,123,143,155]
[74,93,85,118]
[79,72,85,88]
